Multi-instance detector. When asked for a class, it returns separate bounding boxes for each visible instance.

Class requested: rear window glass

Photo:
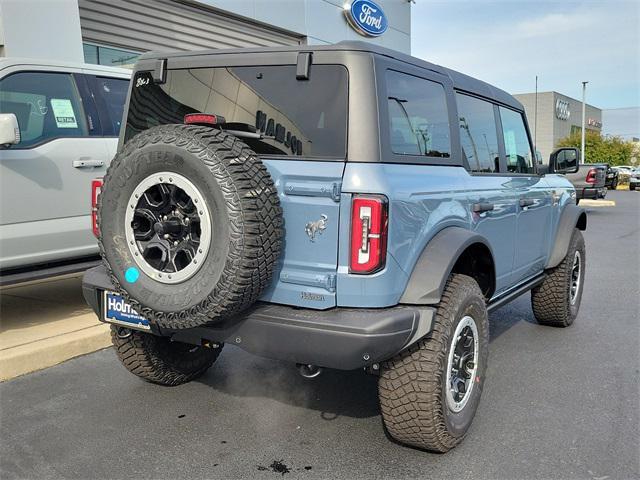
[125,65,348,158]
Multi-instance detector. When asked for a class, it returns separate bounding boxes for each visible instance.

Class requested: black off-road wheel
[111,326,222,386]
[378,274,489,452]
[98,124,283,330]
[531,229,585,327]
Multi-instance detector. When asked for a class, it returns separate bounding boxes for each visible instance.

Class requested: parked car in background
[604,164,619,190]
[565,162,607,201]
[629,167,640,190]
[0,58,130,285]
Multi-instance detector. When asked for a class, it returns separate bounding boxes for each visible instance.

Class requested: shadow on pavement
[198,349,381,420]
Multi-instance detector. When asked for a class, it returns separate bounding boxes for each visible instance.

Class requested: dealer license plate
[102,291,150,330]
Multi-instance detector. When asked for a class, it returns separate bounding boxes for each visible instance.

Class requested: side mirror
[549,147,580,174]
[0,113,20,148]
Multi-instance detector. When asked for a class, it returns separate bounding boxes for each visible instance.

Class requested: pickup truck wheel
[378,274,489,452]
[110,326,222,386]
[630,184,636,191]
[98,124,283,330]
[531,229,585,327]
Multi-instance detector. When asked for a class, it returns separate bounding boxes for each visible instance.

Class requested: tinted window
[386,70,450,157]
[125,65,348,158]
[499,106,534,174]
[90,76,129,135]
[456,93,500,173]
[0,72,88,148]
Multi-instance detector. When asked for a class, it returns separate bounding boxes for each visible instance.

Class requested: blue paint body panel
[258,158,575,310]
[258,159,345,310]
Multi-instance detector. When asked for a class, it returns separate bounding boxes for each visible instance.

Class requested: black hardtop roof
[141,41,522,111]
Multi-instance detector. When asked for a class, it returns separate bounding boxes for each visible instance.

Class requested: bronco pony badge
[305,214,328,242]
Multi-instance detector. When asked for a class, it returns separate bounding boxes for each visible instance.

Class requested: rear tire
[378,274,489,452]
[531,229,585,327]
[631,184,636,191]
[111,326,222,386]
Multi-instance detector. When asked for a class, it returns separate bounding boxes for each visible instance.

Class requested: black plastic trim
[546,204,587,269]
[400,227,495,305]
[1,256,101,287]
[487,273,545,313]
[82,265,435,370]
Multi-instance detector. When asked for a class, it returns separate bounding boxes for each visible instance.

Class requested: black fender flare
[400,227,494,305]
[546,204,587,269]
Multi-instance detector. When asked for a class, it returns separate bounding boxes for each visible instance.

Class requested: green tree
[557,131,635,166]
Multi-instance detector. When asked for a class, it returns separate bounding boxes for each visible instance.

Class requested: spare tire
[98,124,283,330]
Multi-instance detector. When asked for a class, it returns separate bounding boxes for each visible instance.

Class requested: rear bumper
[82,266,434,370]
[576,187,606,199]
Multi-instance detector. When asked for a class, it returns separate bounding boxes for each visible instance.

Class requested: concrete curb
[579,199,616,207]
[0,323,111,382]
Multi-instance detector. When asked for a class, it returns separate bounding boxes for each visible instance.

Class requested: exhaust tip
[297,363,323,379]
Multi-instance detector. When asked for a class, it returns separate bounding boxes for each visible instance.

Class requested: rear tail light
[586,168,597,184]
[91,178,103,238]
[184,113,225,126]
[350,196,388,274]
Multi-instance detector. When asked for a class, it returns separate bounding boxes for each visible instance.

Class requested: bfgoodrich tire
[111,326,221,386]
[531,229,585,327]
[378,274,489,452]
[98,124,283,330]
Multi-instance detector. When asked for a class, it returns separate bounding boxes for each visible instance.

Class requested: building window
[83,43,141,68]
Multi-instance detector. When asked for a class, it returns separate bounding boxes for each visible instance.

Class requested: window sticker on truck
[50,98,78,128]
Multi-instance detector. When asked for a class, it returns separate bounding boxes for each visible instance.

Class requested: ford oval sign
[344,0,388,37]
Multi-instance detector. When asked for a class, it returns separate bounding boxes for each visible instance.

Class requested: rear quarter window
[386,70,451,158]
[125,65,348,159]
[90,76,129,136]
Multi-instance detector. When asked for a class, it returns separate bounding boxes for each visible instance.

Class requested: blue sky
[411,0,640,109]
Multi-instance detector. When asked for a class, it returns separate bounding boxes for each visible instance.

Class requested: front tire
[378,274,489,452]
[531,229,585,327]
[111,326,222,386]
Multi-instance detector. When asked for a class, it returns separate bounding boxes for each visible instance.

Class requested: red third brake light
[184,113,226,126]
[350,195,388,274]
[586,168,597,184]
[91,178,103,238]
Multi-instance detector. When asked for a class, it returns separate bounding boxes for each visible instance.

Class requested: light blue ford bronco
[83,42,587,452]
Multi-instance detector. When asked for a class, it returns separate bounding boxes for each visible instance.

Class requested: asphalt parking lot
[1,191,638,480]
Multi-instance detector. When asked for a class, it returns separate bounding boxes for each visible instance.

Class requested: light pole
[581,81,588,162]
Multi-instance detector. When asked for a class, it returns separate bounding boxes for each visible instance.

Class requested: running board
[0,256,101,287]
[487,274,545,313]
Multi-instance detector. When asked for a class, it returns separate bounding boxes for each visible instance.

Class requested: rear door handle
[519,198,535,208]
[73,159,104,168]
[472,202,494,213]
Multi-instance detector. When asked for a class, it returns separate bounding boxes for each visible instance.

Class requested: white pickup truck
[0,58,130,285]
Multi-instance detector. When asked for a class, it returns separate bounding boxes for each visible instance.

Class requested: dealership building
[514,91,603,162]
[0,0,411,65]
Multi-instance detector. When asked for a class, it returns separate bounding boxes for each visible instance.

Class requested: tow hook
[296,363,323,379]
[116,327,132,339]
